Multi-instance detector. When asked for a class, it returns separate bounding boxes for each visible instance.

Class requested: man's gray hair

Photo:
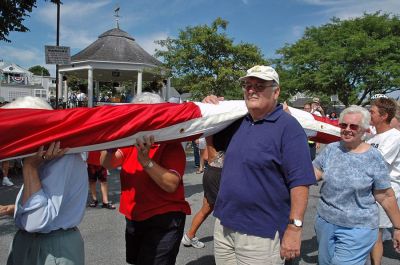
[394,101,400,122]
[131,92,164,104]
[339,105,370,129]
[1,96,53,110]
[271,81,279,91]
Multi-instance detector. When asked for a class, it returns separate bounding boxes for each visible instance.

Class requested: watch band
[289,219,303,228]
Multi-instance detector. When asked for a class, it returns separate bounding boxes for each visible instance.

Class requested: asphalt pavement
[0,156,399,264]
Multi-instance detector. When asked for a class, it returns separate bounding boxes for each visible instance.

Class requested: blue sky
[1,0,400,76]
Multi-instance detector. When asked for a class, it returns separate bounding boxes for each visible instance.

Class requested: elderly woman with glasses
[313,105,400,265]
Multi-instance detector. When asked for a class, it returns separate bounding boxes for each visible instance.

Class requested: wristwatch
[143,160,154,169]
[289,219,303,228]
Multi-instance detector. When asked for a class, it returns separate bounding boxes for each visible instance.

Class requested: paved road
[0,158,399,264]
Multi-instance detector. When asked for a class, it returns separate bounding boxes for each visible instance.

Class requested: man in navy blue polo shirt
[204,65,316,264]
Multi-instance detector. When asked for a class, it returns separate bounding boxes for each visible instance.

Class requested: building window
[9,91,30,101]
[34,89,47,99]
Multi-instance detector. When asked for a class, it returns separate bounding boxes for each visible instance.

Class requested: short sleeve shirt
[119,143,191,221]
[313,142,391,228]
[367,128,400,196]
[213,104,316,239]
[87,151,101,166]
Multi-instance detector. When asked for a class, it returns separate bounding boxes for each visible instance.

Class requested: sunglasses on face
[338,123,360,131]
[241,82,275,92]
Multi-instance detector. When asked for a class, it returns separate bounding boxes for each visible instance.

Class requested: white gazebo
[59,27,168,107]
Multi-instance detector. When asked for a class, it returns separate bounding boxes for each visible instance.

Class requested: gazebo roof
[72,28,161,66]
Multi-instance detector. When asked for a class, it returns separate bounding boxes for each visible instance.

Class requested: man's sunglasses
[338,123,360,131]
[241,82,275,92]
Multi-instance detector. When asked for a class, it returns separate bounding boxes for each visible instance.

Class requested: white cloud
[0,46,42,66]
[136,32,171,55]
[37,0,112,27]
[0,45,59,75]
[32,0,209,53]
[300,0,343,5]
[300,0,400,19]
[60,27,97,50]
[35,0,112,51]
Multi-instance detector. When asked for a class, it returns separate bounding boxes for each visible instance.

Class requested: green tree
[0,0,61,42]
[276,12,400,106]
[155,18,267,100]
[29,65,50,76]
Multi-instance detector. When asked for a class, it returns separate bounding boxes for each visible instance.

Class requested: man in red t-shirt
[100,92,190,265]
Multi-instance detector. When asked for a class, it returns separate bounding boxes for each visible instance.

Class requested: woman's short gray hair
[1,96,53,110]
[131,92,164,104]
[339,105,370,129]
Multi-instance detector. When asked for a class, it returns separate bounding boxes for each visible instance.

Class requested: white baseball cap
[239,65,279,85]
[371,94,388,100]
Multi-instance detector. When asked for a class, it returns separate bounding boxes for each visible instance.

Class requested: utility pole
[55,2,60,109]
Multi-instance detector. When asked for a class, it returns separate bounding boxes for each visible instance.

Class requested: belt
[20,227,78,237]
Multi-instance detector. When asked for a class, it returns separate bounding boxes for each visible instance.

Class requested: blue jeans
[191,141,200,167]
[315,215,378,265]
[125,212,186,265]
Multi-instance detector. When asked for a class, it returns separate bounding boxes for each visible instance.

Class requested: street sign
[45,45,71,65]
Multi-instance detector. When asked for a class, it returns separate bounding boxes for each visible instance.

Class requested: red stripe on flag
[0,103,202,160]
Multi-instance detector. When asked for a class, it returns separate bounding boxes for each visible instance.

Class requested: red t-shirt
[119,143,191,221]
[87,151,101,166]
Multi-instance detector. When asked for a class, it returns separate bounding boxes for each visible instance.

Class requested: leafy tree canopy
[0,0,61,42]
[276,12,400,106]
[28,65,50,76]
[155,18,267,100]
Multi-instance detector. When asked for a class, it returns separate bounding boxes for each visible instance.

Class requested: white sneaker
[181,233,205,248]
[2,177,14,186]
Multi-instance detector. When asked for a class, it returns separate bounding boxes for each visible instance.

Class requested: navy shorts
[125,211,186,265]
[202,166,222,205]
[87,164,107,183]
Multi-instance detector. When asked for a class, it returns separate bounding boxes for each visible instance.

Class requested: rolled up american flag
[0,101,339,161]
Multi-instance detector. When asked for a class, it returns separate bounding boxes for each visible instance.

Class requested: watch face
[294,219,302,227]
[290,219,303,227]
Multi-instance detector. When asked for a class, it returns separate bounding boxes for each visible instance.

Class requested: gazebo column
[63,76,68,103]
[132,82,136,98]
[137,71,143,95]
[88,67,94,107]
[166,77,171,100]
[95,81,100,103]
[58,71,63,102]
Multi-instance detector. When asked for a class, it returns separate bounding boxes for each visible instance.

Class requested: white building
[0,60,56,102]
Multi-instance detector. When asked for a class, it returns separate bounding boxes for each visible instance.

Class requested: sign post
[45,43,70,108]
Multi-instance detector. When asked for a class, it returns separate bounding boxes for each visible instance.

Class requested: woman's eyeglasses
[338,123,360,131]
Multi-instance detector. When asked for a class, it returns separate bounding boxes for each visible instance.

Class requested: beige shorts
[214,218,284,265]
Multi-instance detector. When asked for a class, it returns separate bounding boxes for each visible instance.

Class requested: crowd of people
[1,65,400,265]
